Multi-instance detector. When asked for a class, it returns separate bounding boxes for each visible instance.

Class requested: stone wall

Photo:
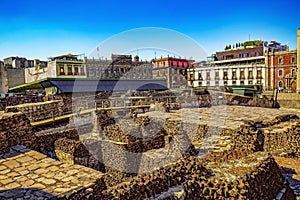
[5,100,63,122]
[0,95,45,110]
[98,155,208,199]
[262,120,300,158]
[277,93,300,109]
[54,138,105,171]
[211,91,274,108]
[184,152,296,200]
[35,128,79,154]
[0,112,36,154]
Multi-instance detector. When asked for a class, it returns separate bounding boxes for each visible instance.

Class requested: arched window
[292,69,296,77]
[278,81,283,88]
[278,69,283,77]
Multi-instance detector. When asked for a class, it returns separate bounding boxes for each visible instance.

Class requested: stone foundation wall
[98,155,208,199]
[5,100,64,122]
[262,121,300,158]
[35,128,79,154]
[184,152,296,200]
[0,112,36,154]
[54,138,104,171]
[210,91,274,108]
[0,95,45,111]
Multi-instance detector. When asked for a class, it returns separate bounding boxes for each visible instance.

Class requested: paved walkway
[0,145,104,200]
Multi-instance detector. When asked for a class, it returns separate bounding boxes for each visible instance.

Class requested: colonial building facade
[188,40,294,93]
[265,49,297,92]
[152,57,192,88]
[188,41,266,89]
[86,54,152,79]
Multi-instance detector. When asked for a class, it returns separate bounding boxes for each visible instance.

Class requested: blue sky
[0,0,299,61]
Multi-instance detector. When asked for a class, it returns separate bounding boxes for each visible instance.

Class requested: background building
[188,40,291,95]
[265,49,297,92]
[86,54,152,79]
[2,56,48,89]
[0,61,8,93]
[188,40,266,92]
[152,57,192,88]
[3,56,34,69]
[25,54,86,83]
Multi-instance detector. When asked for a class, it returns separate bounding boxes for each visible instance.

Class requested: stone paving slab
[0,145,104,200]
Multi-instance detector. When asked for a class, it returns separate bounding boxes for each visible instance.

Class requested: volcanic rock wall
[0,112,36,154]
[184,152,296,200]
[35,128,79,154]
[262,120,300,158]
[99,155,208,199]
[5,100,63,122]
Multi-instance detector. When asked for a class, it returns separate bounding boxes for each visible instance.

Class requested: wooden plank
[31,105,151,127]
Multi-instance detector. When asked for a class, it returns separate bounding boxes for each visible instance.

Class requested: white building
[188,56,265,88]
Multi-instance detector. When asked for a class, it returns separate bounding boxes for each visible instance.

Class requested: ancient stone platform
[0,145,104,200]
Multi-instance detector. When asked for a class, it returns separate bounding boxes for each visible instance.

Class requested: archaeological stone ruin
[0,90,299,199]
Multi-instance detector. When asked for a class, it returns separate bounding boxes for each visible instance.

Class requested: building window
[240,80,244,85]
[80,67,85,75]
[249,71,253,79]
[292,69,296,77]
[88,67,93,76]
[224,81,228,85]
[279,81,283,88]
[206,71,210,80]
[278,69,283,77]
[249,80,253,85]
[279,57,283,64]
[292,57,296,64]
[255,52,259,57]
[74,67,79,75]
[232,71,237,80]
[190,74,194,81]
[215,71,219,80]
[96,68,100,76]
[240,71,245,79]
[67,67,73,75]
[59,67,65,75]
[198,72,203,80]
[232,80,236,85]
[257,69,262,79]
[223,71,228,80]
[215,81,219,85]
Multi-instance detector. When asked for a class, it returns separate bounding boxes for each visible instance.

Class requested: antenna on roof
[97,47,100,60]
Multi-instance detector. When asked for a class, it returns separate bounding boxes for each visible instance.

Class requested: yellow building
[25,54,86,83]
